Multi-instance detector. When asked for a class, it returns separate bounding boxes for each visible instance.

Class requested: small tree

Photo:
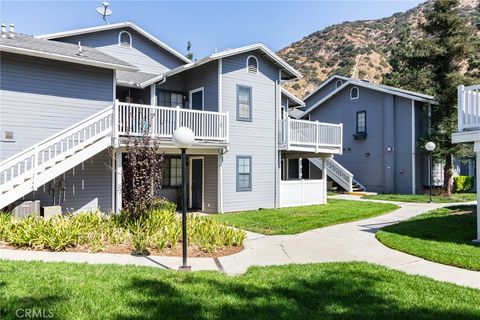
[121,113,165,219]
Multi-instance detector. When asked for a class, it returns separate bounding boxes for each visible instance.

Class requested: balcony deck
[112,102,343,153]
[453,85,480,144]
[114,102,229,148]
[278,118,343,155]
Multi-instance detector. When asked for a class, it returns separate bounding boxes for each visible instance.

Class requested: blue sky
[1,1,423,58]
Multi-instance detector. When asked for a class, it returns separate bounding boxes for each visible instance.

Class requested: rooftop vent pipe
[77,41,83,56]
[1,23,6,38]
[8,23,15,38]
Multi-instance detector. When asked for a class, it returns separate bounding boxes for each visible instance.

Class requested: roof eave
[0,45,138,71]
[302,75,348,101]
[36,21,191,64]
[210,44,302,80]
[281,88,305,107]
[303,80,438,116]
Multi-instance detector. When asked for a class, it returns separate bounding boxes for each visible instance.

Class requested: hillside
[278,0,479,97]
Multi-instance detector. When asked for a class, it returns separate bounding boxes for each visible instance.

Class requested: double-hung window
[162,157,182,187]
[356,111,366,134]
[236,156,252,191]
[237,85,252,121]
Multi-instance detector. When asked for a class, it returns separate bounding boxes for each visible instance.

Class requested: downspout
[275,70,282,208]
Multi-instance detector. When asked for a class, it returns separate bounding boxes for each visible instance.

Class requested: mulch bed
[0,241,244,258]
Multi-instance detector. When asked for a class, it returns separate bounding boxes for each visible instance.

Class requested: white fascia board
[37,21,191,64]
[281,87,305,107]
[302,81,352,115]
[211,43,302,79]
[302,75,351,101]
[141,43,303,88]
[303,80,438,116]
[0,45,138,71]
[356,81,437,104]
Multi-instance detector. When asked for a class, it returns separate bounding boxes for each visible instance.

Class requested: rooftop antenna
[96,2,112,24]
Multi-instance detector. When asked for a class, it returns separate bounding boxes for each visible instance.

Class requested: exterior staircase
[310,158,365,193]
[0,106,113,209]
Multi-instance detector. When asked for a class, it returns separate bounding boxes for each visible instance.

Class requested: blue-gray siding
[308,84,423,193]
[56,27,185,74]
[155,61,218,111]
[304,78,339,111]
[221,51,279,212]
[0,53,113,161]
[22,150,113,212]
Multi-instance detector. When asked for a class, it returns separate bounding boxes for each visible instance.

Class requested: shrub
[0,201,246,255]
[453,176,474,193]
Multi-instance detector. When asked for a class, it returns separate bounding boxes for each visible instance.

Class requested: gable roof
[140,43,302,88]
[281,88,305,107]
[36,21,191,64]
[302,76,437,117]
[303,75,350,101]
[0,33,137,71]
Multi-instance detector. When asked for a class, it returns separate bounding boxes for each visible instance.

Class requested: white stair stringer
[0,106,113,209]
[310,158,364,193]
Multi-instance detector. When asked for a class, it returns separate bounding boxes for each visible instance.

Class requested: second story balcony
[453,85,480,144]
[114,101,229,147]
[278,118,343,155]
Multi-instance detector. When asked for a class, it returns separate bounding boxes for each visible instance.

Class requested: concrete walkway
[1,195,479,289]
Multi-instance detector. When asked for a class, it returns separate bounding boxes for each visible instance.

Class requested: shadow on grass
[380,205,478,245]
[0,280,64,320]
[115,265,479,320]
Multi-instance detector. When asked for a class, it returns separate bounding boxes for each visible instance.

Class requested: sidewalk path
[1,195,479,289]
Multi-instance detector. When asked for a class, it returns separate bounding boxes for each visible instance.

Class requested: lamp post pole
[173,127,195,271]
[429,151,433,203]
[425,142,436,203]
[181,148,188,269]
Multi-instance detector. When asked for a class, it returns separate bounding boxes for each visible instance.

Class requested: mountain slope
[278,0,479,98]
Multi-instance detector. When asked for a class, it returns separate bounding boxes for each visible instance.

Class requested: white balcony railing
[458,84,480,131]
[115,102,229,143]
[279,118,343,152]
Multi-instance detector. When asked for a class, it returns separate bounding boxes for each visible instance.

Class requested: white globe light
[173,127,195,149]
[425,141,436,152]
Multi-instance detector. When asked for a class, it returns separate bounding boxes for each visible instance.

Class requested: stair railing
[0,106,113,194]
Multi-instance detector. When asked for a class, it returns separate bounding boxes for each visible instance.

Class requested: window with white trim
[237,85,252,121]
[246,56,259,74]
[335,80,343,88]
[236,156,252,191]
[162,157,182,187]
[119,31,132,48]
[350,87,359,100]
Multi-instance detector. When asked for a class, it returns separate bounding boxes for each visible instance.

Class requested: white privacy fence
[279,118,342,150]
[116,102,229,143]
[279,179,326,207]
[458,84,480,131]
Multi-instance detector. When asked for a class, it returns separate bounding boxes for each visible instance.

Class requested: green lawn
[363,193,476,203]
[0,260,479,320]
[209,199,398,235]
[377,205,480,271]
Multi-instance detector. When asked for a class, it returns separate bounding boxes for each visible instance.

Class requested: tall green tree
[384,0,478,195]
